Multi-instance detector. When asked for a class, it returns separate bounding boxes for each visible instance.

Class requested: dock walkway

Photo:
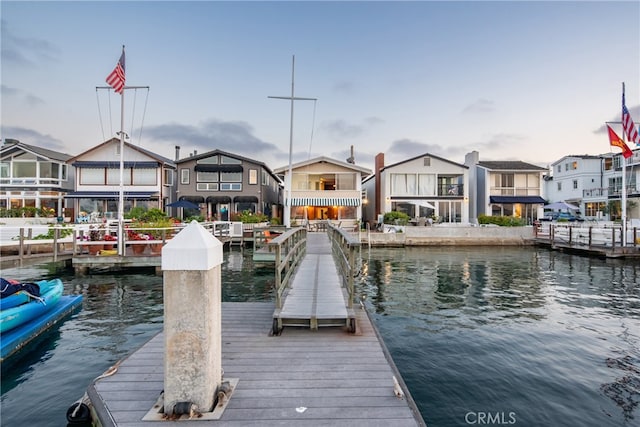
[88,302,425,426]
[274,232,354,332]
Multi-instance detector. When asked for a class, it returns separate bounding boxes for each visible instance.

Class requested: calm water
[1,247,639,426]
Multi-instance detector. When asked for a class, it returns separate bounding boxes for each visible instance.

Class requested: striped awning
[287,197,361,207]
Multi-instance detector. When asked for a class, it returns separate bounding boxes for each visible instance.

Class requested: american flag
[622,90,639,145]
[106,49,125,94]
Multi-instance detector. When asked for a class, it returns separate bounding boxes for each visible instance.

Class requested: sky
[2,1,639,173]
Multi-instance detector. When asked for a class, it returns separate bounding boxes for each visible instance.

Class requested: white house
[273,156,371,229]
[65,138,175,221]
[363,152,469,225]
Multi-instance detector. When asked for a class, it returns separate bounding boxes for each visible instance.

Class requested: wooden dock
[86,302,425,426]
[274,232,355,333]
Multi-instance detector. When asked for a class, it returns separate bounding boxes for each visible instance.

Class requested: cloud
[1,84,45,107]
[320,116,383,140]
[1,20,59,67]
[462,98,495,114]
[141,118,284,160]
[1,126,67,152]
[332,80,355,94]
[594,104,640,135]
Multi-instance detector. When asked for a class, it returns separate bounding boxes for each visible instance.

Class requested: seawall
[360,225,535,247]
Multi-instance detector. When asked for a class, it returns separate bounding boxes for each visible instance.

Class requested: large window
[82,168,106,185]
[106,168,132,185]
[391,174,416,196]
[133,168,156,185]
[197,171,218,182]
[337,173,356,190]
[12,162,36,178]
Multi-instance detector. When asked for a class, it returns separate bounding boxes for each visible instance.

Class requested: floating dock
[86,302,425,426]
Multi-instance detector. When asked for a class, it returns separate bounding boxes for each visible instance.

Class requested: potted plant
[126,228,150,254]
[87,225,105,255]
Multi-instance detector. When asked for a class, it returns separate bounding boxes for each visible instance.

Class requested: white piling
[161,220,223,414]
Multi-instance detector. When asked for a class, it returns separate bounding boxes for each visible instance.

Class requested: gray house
[174,148,281,221]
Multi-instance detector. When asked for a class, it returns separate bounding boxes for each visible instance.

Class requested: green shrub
[477,214,526,226]
[33,224,74,239]
[383,211,410,225]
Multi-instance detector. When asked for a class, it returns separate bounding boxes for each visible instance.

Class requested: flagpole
[118,82,125,256]
[621,82,627,246]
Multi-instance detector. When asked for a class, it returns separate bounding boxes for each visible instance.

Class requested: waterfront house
[465,151,546,224]
[273,156,372,229]
[65,138,175,221]
[545,149,640,221]
[174,148,281,221]
[0,139,74,218]
[545,154,604,219]
[363,152,469,226]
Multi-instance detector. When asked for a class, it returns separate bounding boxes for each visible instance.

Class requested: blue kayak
[0,279,64,334]
[0,279,56,310]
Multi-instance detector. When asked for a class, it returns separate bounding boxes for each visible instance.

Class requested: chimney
[374,153,385,217]
[346,145,355,164]
[175,146,181,161]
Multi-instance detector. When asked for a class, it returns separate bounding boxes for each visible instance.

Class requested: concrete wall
[361,225,535,246]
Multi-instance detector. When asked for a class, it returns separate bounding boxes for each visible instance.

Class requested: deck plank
[89,302,425,426]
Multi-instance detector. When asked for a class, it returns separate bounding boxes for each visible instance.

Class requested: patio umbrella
[543,201,580,211]
[166,200,200,209]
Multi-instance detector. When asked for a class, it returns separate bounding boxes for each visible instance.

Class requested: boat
[1,278,83,362]
[1,279,64,333]
[0,279,56,310]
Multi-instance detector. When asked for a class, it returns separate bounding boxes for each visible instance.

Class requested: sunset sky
[2,1,639,171]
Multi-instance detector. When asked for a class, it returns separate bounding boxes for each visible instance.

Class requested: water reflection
[358,246,640,426]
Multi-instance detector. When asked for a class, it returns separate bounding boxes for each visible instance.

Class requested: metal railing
[327,222,361,310]
[271,227,307,310]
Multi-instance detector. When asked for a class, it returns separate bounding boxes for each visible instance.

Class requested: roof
[176,148,282,183]
[380,152,467,172]
[66,138,175,167]
[273,156,372,175]
[550,154,602,166]
[477,160,546,171]
[1,140,72,162]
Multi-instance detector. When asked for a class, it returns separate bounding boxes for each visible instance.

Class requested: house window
[107,168,132,185]
[220,171,242,182]
[82,168,107,185]
[249,169,258,185]
[133,168,156,185]
[197,171,218,182]
[572,161,578,170]
[197,183,219,191]
[181,169,190,184]
[164,169,174,186]
[220,183,242,191]
[423,157,431,166]
[337,173,356,190]
[565,163,569,171]
[12,161,36,178]
[391,174,416,196]
[261,170,270,186]
[573,180,578,190]
[220,155,241,164]
[418,174,436,195]
[557,165,561,173]
[557,182,562,191]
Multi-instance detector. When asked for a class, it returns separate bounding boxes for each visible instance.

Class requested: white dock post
[161,220,223,415]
